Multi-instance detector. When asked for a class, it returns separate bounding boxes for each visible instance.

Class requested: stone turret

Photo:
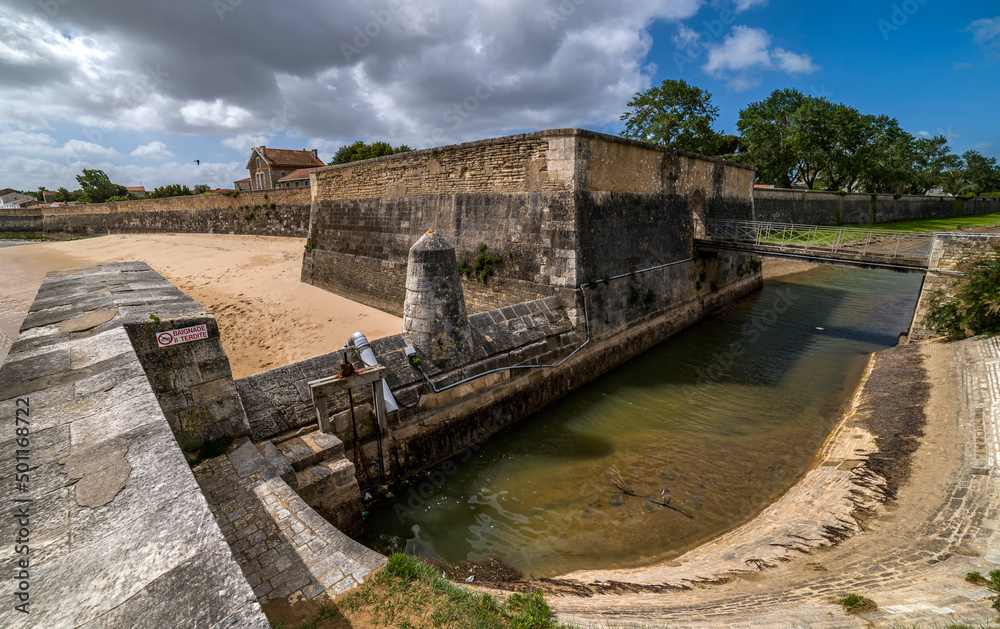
[402,229,474,368]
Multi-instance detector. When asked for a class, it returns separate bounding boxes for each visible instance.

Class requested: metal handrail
[703,219,936,263]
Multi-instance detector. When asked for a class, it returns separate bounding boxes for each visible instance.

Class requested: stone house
[276,167,314,189]
[0,188,29,204]
[245,147,324,190]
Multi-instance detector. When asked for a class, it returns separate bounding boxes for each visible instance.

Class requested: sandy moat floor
[0,234,401,377]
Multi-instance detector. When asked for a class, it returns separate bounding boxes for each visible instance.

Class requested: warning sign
[156,324,209,348]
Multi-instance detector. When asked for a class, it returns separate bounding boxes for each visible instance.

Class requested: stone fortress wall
[0,187,312,238]
[754,187,1000,226]
[301,128,756,315]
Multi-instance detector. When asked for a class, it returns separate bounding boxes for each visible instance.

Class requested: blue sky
[0,0,996,191]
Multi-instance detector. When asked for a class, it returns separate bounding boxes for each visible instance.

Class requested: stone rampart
[0,263,268,628]
[302,129,756,316]
[753,188,1000,225]
[0,188,311,237]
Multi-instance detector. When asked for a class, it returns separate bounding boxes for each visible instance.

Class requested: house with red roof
[245,147,324,190]
[126,186,148,198]
[276,167,314,189]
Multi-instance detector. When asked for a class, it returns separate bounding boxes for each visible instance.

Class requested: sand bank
[0,234,401,377]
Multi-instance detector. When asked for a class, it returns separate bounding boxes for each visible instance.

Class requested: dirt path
[0,234,401,377]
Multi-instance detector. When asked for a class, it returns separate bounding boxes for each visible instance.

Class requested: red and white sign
[156,324,209,348]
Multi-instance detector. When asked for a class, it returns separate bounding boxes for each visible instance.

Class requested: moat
[362,265,924,578]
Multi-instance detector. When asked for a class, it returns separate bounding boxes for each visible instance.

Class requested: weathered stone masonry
[301,128,756,317]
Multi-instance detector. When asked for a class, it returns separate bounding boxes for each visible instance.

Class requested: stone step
[273,431,346,472]
[294,458,364,536]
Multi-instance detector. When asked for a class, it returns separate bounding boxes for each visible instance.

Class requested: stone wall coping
[309,128,757,177]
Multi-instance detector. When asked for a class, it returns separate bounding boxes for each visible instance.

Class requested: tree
[329,141,413,165]
[619,79,721,155]
[29,186,48,201]
[194,184,212,194]
[737,88,807,188]
[54,187,73,202]
[149,184,193,198]
[912,135,957,194]
[76,169,127,204]
[961,150,1000,195]
[856,117,916,194]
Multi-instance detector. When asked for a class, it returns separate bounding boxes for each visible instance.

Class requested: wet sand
[0,234,401,377]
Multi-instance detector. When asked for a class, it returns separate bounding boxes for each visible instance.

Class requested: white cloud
[704,26,772,74]
[773,48,818,74]
[966,16,1000,53]
[61,139,118,160]
[674,25,700,50]
[130,140,173,159]
[703,26,818,91]
[221,134,270,152]
[179,100,253,130]
[733,0,768,13]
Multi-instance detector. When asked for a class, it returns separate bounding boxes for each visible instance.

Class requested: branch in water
[606,469,694,519]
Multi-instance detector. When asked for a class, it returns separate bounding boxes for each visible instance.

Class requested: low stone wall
[13,262,252,451]
[0,263,268,628]
[909,233,1000,339]
[753,188,1000,226]
[0,188,311,237]
[194,439,385,604]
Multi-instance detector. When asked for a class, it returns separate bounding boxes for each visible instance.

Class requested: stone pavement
[540,337,1000,627]
[0,263,268,628]
[193,439,386,605]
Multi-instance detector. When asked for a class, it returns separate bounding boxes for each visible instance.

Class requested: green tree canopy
[75,169,127,204]
[736,88,807,188]
[329,141,413,165]
[619,79,721,155]
[149,184,193,199]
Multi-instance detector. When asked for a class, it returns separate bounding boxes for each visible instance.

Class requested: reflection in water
[364,266,923,578]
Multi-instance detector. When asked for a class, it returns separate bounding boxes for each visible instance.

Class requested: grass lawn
[266,553,578,629]
[845,212,1000,233]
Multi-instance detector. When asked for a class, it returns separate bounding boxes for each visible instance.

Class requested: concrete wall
[753,188,1000,226]
[302,129,756,316]
[0,188,311,237]
[0,263,268,628]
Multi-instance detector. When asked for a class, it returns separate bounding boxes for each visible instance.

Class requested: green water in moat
[361,266,924,578]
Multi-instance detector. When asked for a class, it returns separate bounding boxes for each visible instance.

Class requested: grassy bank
[846,212,1000,233]
[267,553,576,629]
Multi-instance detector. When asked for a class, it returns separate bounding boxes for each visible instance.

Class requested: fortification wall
[0,188,311,237]
[0,263,268,628]
[753,188,1000,225]
[303,129,756,316]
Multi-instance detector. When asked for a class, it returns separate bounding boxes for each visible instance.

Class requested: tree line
[26,171,214,204]
[620,80,1000,196]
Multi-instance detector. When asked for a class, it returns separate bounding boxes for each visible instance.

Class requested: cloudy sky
[1,0,997,191]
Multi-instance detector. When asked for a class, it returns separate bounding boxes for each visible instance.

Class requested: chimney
[311,149,318,159]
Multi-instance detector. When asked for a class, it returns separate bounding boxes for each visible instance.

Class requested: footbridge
[697,220,937,273]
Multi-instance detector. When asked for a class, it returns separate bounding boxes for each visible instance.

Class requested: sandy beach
[0,234,401,377]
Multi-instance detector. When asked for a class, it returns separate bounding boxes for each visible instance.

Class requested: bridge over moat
[696,219,940,273]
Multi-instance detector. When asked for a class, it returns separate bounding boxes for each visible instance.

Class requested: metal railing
[704,220,936,265]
